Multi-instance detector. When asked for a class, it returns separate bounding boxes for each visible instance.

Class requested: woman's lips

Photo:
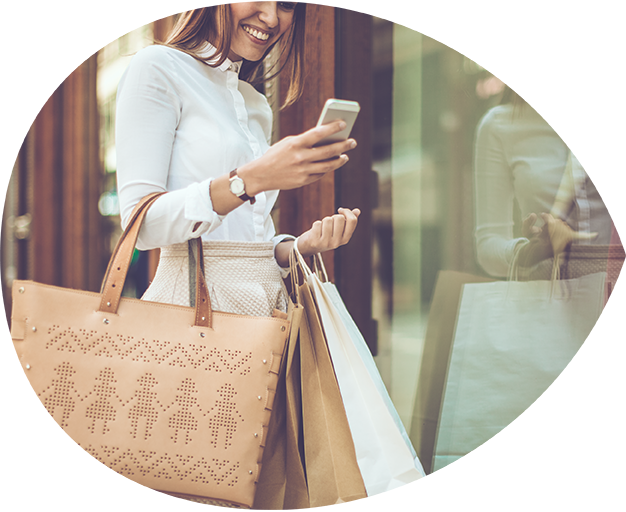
[242,24,271,43]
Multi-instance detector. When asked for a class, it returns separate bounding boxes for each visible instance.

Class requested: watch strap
[229,169,256,204]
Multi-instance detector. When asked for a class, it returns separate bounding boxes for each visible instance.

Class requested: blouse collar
[197,42,243,73]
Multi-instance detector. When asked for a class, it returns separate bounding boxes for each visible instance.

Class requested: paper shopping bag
[432,271,606,471]
[299,282,367,507]
[254,303,308,510]
[304,255,424,495]
[409,270,495,474]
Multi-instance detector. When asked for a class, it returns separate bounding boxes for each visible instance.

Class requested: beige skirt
[142,241,288,510]
[141,240,289,317]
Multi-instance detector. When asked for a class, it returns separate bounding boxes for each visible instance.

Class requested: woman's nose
[257,2,279,28]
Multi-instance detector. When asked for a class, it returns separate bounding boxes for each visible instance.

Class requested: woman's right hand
[517,212,597,267]
[238,120,357,195]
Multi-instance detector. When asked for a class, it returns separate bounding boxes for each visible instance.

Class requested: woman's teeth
[243,25,270,41]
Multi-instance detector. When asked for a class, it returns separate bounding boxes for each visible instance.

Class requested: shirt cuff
[506,237,529,268]
[272,234,296,278]
[183,179,227,233]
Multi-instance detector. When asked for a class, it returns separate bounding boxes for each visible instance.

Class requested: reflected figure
[474,87,623,293]
[427,87,624,473]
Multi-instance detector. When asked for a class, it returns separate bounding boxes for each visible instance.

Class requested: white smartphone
[314,98,360,147]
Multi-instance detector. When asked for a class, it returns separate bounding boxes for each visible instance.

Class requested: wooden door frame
[1,56,102,324]
[278,5,376,352]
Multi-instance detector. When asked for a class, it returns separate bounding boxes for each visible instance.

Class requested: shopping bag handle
[98,193,211,328]
[291,239,330,283]
[312,253,330,283]
[289,246,303,304]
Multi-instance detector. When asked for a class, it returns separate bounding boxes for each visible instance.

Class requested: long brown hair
[162,4,306,108]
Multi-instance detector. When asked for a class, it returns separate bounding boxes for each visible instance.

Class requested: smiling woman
[164,3,305,107]
[228,2,297,61]
[112,2,362,506]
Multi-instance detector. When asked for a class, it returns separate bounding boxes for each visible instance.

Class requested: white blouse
[474,104,612,277]
[116,44,290,252]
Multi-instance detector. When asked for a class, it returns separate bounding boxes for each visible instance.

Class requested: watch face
[230,177,245,195]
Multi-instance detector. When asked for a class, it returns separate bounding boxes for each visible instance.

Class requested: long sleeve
[116,46,226,250]
[474,110,526,277]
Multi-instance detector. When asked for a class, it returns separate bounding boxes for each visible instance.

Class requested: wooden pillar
[279,3,336,279]
[334,10,377,352]
[61,55,102,291]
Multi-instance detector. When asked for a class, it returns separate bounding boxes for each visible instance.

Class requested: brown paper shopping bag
[254,303,308,510]
[299,282,367,507]
[282,306,309,509]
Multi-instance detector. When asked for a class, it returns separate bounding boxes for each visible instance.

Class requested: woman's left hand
[296,208,361,258]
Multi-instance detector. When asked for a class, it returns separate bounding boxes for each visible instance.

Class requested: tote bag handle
[98,192,212,327]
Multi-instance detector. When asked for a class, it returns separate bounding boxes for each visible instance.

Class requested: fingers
[540,212,556,225]
[311,138,357,162]
[320,215,343,247]
[337,207,360,243]
[539,212,597,254]
[523,213,537,224]
[297,208,360,257]
[298,120,357,158]
[300,120,346,147]
[319,208,360,247]
[298,156,350,186]
[522,213,540,238]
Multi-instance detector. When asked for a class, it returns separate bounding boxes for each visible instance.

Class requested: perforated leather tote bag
[10,193,293,508]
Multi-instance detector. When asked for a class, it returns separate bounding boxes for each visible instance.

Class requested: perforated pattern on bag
[168,378,200,444]
[38,361,77,428]
[127,374,159,440]
[82,444,240,485]
[45,325,254,371]
[13,280,290,509]
[38,361,254,452]
[207,384,242,449]
[85,367,120,434]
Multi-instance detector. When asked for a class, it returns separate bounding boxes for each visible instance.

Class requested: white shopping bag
[295,248,424,496]
[433,271,606,471]
[430,273,626,510]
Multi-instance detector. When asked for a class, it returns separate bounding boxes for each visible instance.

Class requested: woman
[473,86,619,285]
[116,3,360,316]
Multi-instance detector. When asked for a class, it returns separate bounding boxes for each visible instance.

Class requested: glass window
[369,17,621,473]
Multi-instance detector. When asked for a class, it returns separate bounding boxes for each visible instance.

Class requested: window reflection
[373,2,626,509]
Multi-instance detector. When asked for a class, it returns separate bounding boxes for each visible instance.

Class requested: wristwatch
[228,169,256,204]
